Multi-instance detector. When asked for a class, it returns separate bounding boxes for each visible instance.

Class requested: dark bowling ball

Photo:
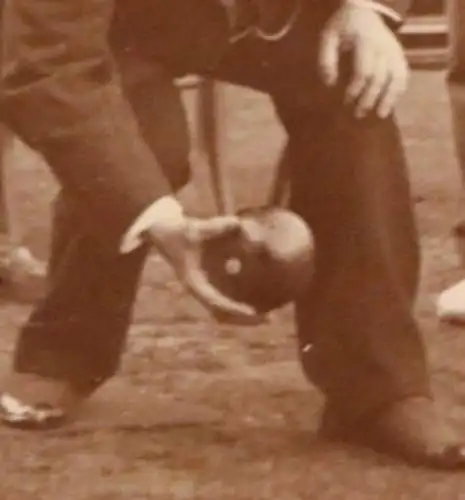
[201,207,314,314]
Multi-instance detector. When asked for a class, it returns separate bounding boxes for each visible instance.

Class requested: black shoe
[319,397,465,470]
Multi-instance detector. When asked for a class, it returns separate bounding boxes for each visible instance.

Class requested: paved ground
[2,70,465,499]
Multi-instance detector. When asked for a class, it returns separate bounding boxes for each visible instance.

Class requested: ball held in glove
[201,207,314,313]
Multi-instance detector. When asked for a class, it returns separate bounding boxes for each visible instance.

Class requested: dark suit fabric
[5,0,430,422]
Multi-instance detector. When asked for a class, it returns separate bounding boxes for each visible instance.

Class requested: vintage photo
[1,1,465,498]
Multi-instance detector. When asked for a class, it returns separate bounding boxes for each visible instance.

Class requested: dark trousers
[447,1,465,243]
[13,1,431,421]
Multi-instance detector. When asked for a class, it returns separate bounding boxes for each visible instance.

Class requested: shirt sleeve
[1,0,173,246]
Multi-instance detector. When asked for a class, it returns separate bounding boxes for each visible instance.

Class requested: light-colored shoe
[0,373,87,429]
[0,393,66,428]
[0,246,47,303]
[437,279,465,323]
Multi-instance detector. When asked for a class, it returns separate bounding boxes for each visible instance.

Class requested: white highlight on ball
[225,257,242,275]
[302,343,313,353]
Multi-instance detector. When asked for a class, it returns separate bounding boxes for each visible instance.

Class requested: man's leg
[209,3,427,420]
[0,126,46,303]
[8,191,149,387]
[1,55,192,427]
[274,99,428,423]
[206,3,465,467]
[437,0,465,321]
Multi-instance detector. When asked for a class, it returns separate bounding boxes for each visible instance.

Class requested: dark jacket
[0,0,411,244]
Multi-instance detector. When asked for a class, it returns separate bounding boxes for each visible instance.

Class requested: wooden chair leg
[196,80,235,215]
[268,146,291,208]
[195,78,290,212]
[0,125,18,244]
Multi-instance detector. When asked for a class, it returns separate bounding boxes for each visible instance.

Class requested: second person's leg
[436,0,465,321]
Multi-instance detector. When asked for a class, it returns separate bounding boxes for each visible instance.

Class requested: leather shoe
[319,397,465,470]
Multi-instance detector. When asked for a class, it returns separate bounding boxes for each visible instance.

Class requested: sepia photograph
[1,0,465,498]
